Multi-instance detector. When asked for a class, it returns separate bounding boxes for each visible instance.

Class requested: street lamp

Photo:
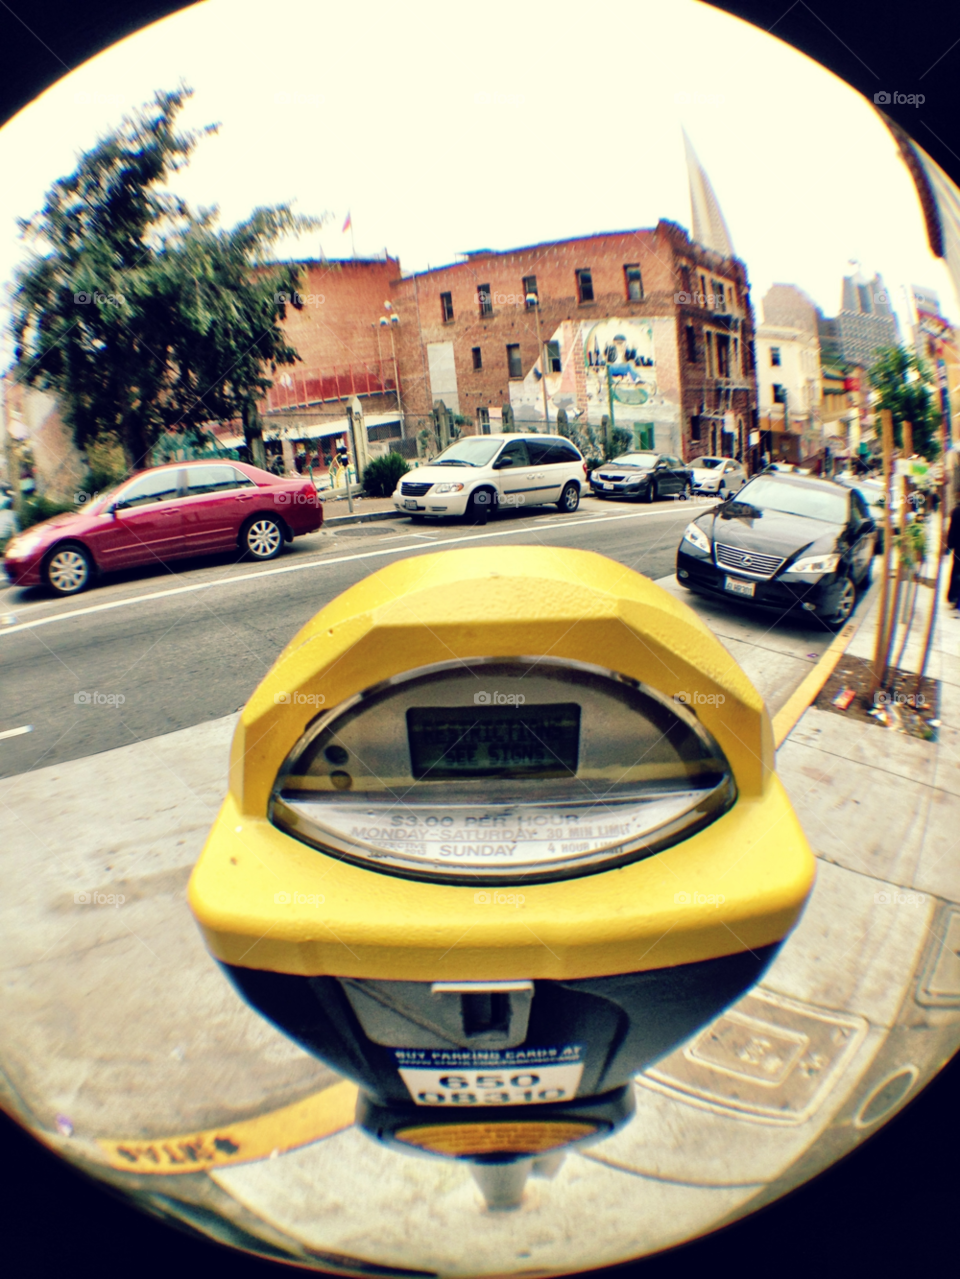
[380,302,403,428]
[525,291,551,431]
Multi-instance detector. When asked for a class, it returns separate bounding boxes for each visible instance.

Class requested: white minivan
[393,433,587,523]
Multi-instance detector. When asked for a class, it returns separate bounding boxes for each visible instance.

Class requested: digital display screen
[406,703,581,780]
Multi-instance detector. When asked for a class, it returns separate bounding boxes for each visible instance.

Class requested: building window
[576,269,594,303]
[699,274,707,303]
[624,265,643,301]
[770,346,781,366]
[472,346,482,370]
[522,275,538,308]
[716,333,731,378]
[478,284,492,317]
[705,330,715,377]
[440,292,454,322]
[546,340,562,373]
[772,383,786,404]
[685,325,698,362]
[680,265,692,297]
[477,407,491,434]
[733,337,740,374]
[710,280,726,312]
[690,415,702,441]
[507,343,523,378]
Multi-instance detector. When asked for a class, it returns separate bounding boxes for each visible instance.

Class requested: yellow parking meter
[189,547,815,1207]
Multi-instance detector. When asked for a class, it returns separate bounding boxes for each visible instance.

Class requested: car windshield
[433,438,502,467]
[734,477,848,523]
[690,458,723,470]
[610,453,658,469]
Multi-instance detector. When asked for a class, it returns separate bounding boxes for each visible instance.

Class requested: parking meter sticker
[393,1046,584,1107]
[396,1120,598,1157]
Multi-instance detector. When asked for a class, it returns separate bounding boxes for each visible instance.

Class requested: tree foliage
[11,87,322,472]
[868,345,942,457]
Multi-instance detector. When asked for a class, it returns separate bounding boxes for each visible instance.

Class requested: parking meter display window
[406,703,581,779]
[393,1046,585,1107]
[270,658,735,884]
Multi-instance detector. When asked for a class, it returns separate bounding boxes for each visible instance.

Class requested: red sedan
[3,461,323,596]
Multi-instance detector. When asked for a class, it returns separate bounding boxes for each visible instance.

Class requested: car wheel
[557,482,580,513]
[680,481,693,500]
[644,483,655,504]
[824,575,856,630]
[243,515,284,560]
[44,543,93,596]
[466,488,496,525]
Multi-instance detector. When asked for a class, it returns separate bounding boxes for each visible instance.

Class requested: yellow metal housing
[188,547,815,980]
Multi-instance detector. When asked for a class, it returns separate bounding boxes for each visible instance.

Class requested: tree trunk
[242,398,267,470]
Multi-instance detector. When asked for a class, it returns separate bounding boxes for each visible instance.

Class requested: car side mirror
[494,457,513,469]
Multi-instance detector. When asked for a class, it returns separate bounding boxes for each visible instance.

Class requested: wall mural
[583,318,657,408]
[510,318,664,429]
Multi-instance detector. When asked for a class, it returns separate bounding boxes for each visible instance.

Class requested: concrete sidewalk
[1,549,957,1275]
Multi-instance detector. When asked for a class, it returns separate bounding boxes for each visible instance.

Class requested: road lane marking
[0,506,688,638]
[0,725,33,741]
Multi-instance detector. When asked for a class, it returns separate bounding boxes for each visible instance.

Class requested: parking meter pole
[871,409,895,699]
[913,408,950,698]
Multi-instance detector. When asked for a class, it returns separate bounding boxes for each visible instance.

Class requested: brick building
[388,220,757,461]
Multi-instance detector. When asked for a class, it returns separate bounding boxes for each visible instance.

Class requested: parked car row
[3,461,322,596]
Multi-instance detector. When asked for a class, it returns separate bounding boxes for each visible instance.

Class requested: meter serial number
[398,1065,584,1107]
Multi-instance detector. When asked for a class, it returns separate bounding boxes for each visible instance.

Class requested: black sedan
[590,452,693,502]
[675,473,876,630]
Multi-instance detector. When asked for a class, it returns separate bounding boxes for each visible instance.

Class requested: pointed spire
[682,128,734,257]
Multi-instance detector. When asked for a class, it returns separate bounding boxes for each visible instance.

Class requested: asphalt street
[0,495,837,779]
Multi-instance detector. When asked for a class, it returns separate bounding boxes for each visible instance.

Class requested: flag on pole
[342,212,352,233]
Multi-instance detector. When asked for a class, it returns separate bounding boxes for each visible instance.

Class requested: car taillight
[582,461,588,476]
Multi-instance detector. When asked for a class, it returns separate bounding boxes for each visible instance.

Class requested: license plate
[725,576,755,597]
[602,482,614,490]
[404,499,418,510]
[394,1047,584,1107]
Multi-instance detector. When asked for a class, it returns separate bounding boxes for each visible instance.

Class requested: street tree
[868,345,942,457]
[10,87,321,473]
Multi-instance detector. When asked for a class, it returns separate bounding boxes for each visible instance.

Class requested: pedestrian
[947,495,960,613]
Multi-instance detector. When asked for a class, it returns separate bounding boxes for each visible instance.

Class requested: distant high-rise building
[835,271,899,369]
[683,129,734,257]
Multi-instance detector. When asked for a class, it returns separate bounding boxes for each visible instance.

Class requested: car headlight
[433,483,464,494]
[6,530,43,556]
[791,553,841,574]
[682,523,711,554]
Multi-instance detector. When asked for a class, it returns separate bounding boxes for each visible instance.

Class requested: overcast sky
[1,0,956,365]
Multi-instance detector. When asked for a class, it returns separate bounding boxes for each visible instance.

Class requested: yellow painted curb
[95,1079,358,1174]
[771,585,880,749]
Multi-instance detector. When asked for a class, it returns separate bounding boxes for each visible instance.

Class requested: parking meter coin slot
[339,979,534,1049]
[269,658,736,884]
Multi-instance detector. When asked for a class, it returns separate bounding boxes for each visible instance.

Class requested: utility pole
[526,292,551,431]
